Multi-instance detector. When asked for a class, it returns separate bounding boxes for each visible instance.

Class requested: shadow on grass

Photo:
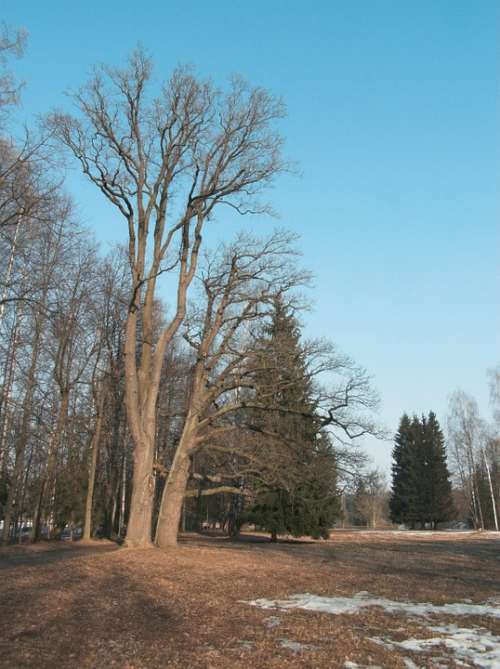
[0,541,118,570]
[179,531,500,595]
[0,545,179,669]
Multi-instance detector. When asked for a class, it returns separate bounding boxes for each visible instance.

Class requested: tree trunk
[473,474,484,530]
[122,303,156,548]
[44,391,70,537]
[482,448,499,531]
[124,435,155,547]
[83,394,105,541]
[155,429,193,548]
[118,451,127,537]
[32,479,45,542]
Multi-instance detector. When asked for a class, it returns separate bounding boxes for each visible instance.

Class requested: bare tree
[49,50,288,547]
[153,231,381,546]
[352,468,389,528]
[0,22,27,125]
[447,390,498,530]
[154,230,305,545]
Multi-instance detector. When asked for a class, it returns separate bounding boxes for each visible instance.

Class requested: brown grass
[0,530,498,668]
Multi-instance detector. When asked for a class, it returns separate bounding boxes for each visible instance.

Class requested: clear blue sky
[4,1,499,474]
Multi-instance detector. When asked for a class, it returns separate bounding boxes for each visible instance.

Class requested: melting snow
[247,592,500,620]
[263,616,281,629]
[401,660,420,669]
[370,624,500,669]
[247,592,500,667]
[279,638,314,653]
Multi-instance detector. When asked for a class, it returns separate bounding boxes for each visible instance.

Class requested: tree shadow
[0,545,179,669]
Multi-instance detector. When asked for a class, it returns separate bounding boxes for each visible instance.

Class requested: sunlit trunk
[155,414,197,548]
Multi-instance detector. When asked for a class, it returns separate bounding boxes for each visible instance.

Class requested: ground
[0,530,499,668]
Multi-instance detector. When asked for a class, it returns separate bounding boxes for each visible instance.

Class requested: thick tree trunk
[124,435,155,547]
[123,302,156,548]
[155,426,194,548]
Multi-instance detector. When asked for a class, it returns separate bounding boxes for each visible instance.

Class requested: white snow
[370,625,500,669]
[401,660,420,669]
[247,591,500,620]
[279,638,314,653]
[247,592,500,667]
[263,616,281,629]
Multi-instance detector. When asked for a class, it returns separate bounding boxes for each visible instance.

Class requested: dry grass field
[0,530,498,668]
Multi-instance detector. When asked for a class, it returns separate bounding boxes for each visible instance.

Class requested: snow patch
[370,625,500,669]
[247,592,500,620]
[263,616,281,629]
[279,638,314,653]
[402,660,420,669]
[247,592,500,667]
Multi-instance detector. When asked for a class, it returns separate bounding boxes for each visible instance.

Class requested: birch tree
[447,390,498,530]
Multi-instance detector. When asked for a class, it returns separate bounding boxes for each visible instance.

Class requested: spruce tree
[421,412,453,527]
[389,413,413,525]
[246,299,339,539]
[390,411,453,528]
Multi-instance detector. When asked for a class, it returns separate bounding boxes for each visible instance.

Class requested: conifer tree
[246,299,339,539]
[390,412,453,528]
[420,412,453,527]
[389,413,413,524]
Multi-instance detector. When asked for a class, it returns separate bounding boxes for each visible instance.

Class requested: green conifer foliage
[390,412,453,528]
[246,299,339,539]
[389,413,413,524]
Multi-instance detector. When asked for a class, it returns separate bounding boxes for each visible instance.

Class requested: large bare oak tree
[49,50,288,547]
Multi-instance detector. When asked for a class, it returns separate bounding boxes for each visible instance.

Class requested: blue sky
[3,1,499,473]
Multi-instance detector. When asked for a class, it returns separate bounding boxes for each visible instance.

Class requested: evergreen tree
[420,412,453,527]
[390,412,453,528]
[389,413,414,524]
[246,299,339,539]
[287,434,339,539]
